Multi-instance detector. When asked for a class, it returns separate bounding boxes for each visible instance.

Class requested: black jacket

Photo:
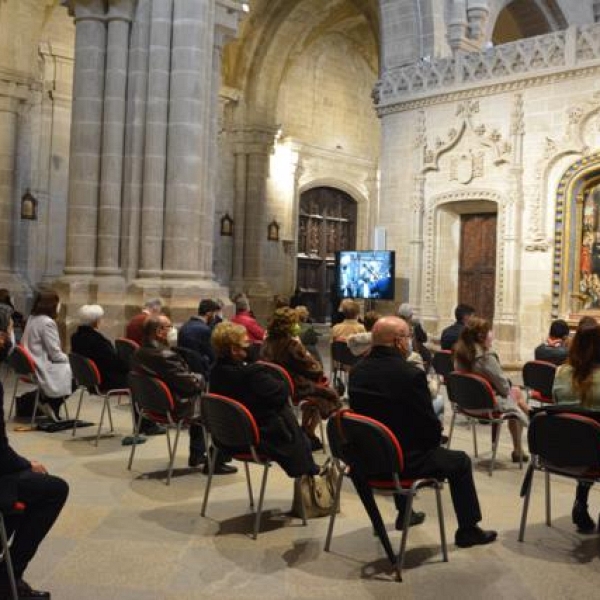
[441,321,464,350]
[71,325,129,391]
[209,358,315,477]
[534,343,568,366]
[348,345,442,454]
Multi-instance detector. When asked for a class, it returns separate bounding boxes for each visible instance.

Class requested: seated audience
[295,305,322,366]
[261,308,341,450]
[132,315,236,473]
[21,290,72,421]
[552,316,600,532]
[346,311,380,356]
[0,330,69,600]
[210,322,318,476]
[398,303,431,367]
[331,299,365,340]
[535,319,570,365]
[454,317,529,461]
[441,303,475,350]
[231,295,265,344]
[177,299,221,376]
[71,304,129,391]
[125,298,163,345]
[349,316,497,546]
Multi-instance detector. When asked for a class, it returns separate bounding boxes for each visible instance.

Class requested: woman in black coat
[210,322,318,477]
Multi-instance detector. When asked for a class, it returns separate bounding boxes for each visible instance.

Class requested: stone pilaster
[64,0,107,276]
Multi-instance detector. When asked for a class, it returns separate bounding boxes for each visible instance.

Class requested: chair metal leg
[252,465,270,540]
[106,399,114,432]
[30,388,41,429]
[244,462,254,509]
[8,377,19,420]
[200,443,218,517]
[128,412,144,470]
[395,492,415,582]
[434,484,448,562]
[489,421,502,477]
[295,478,307,526]
[471,420,478,457]
[446,410,456,449]
[545,471,551,526]
[72,387,85,437]
[166,422,182,486]
[95,395,108,447]
[324,470,345,551]
[518,465,535,542]
[0,513,18,600]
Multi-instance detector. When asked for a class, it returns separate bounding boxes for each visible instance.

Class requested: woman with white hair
[70,305,129,391]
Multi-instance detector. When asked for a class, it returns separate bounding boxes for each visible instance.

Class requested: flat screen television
[335,250,395,300]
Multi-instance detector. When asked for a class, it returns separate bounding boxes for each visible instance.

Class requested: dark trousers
[395,446,482,529]
[0,470,68,585]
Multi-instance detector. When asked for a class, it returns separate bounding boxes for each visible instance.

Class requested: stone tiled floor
[4,357,600,599]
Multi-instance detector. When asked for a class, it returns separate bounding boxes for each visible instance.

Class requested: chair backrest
[522,360,556,401]
[128,372,176,416]
[528,411,600,468]
[8,344,37,377]
[330,410,404,478]
[115,338,139,370]
[254,360,295,398]
[69,353,101,391]
[446,371,498,412]
[201,392,260,450]
[432,350,453,380]
[331,340,360,369]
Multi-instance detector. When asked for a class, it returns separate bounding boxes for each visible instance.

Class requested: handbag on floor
[291,459,340,519]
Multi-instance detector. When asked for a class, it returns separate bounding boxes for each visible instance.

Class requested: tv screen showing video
[335,250,395,300]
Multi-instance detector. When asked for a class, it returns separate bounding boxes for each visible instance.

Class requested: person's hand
[30,460,48,475]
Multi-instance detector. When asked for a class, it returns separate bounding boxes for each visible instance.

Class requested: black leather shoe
[395,510,426,531]
[202,463,238,475]
[572,501,595,533]
[188,452,206,468]
[511,451,529,463]
[140,423,166,436]
[16,579,51,599]
[455,526,497,548]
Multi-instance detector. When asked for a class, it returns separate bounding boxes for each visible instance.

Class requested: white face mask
[166,326,178,346]
[407,339,413,354]
[56,302,62,315]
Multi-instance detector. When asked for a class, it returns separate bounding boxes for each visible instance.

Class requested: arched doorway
[297,187,357,322]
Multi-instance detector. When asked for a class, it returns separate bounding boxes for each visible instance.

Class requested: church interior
[3,0,600,598]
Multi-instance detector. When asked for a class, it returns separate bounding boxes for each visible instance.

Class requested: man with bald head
[349,316,496,548]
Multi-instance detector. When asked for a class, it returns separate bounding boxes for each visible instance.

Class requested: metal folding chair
[522,360,557,405]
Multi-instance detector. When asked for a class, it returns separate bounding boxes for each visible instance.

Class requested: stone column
[162,0,214,278]
[0,96,18,275]
[64,0,107,276]
[138,0,173,277]
[230,147,247,290]
[97,1,133,275]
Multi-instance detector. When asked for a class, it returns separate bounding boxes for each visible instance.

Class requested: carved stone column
[97,0,134,275]
[64,0,107,276]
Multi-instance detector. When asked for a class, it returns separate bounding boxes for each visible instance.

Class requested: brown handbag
[291,459,340,519]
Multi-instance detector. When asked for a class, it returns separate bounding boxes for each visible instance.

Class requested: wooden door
[297,187,357,322]
[459,213,497,322]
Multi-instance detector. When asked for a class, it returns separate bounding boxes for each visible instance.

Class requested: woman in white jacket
[22,290,72,420]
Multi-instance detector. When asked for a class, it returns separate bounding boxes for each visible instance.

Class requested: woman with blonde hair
[553,316,600,532]
[454,317,529,462]
[261,307,341,450]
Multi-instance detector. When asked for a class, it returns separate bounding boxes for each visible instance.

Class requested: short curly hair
[340,298,360,319]
[211,322,249,358]
[267,307,299,339]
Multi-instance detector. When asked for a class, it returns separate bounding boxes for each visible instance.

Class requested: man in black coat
[0,332,69,599]
[349,316,496,548]
[132,316,236,474]
[440,303,475,350]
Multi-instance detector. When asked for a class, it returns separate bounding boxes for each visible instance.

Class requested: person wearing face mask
[348,316,497,548]
[260,308,341,451]
[454,317,529,463]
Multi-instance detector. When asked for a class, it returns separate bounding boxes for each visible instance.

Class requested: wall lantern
[220,212,233,236]
[21,189,38,221]
[267,219,280,242]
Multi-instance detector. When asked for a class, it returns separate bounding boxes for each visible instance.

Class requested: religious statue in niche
[578,186,600,309]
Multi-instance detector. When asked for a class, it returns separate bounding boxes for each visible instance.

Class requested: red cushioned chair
[446,371,524,476]
[324,409,448,582]
[7,345,42,427]
[0,501,26,600]
[114,337,139,371]
[69,353,128,446]
[522,360,557,405]
[200,392,307,540]
[519,410,600,541]
[127,372,200,485]
[432,350,453,386]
